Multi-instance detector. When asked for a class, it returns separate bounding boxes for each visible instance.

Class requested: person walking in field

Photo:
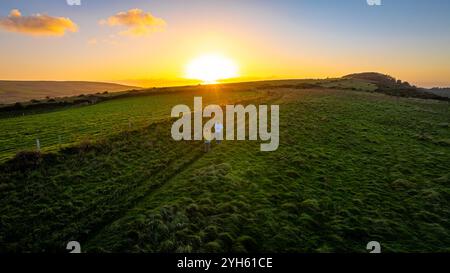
[214,121,223,144]
[204,130,212,152]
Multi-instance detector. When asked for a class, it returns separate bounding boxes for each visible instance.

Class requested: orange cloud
[100,9,166,36]
[0,9,78,36]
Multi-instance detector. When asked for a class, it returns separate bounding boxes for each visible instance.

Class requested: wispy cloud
[87,38,98,45]
[0,9,78,36]
[100,9,166,36]
[87,35,120,46]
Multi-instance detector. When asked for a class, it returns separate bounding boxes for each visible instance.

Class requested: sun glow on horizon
[185,54,238,84]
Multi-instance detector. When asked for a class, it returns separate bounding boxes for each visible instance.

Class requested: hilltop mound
[343,72,404,88]
[343,72,448,100]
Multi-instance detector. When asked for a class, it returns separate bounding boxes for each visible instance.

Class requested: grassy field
[0,86,265,161]
[0,82,449,252]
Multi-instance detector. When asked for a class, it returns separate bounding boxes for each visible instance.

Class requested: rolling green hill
[0,80,449,253]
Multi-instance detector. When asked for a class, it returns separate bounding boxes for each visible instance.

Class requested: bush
[204,241,222,252]
[6,151,42,172]
[235,235,258,252]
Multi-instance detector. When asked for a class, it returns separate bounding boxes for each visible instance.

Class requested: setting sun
[185,54,238,84]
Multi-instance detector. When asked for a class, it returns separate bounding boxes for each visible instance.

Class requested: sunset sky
[1,0,450,87]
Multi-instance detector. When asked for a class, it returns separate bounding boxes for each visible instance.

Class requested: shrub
[204,241,222,252]
[6,151,42,171]
[234,235,258,252]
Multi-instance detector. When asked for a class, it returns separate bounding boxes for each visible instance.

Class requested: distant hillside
[0,81,140,104]
[428,87,450,98]
[343,72,448,101]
